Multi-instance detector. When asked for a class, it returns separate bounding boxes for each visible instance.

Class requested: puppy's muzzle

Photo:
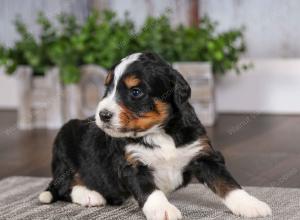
[99,109,113,123]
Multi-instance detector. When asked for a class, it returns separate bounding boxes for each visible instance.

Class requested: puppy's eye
[130,87,143,98]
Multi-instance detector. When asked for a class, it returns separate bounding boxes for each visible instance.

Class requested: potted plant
[0,11,136,128]
[135,15,248,126]
[47,10,136,120]
[0,14,64,129]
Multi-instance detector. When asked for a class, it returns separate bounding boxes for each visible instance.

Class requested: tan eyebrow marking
[123,75,141,88]
[105,71,114,86]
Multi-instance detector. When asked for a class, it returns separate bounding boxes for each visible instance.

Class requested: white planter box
[16,66,63,129]
[173,62,216,126]
[16,65,107,129]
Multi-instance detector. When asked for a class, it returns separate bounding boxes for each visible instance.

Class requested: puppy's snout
[99,109,113,123]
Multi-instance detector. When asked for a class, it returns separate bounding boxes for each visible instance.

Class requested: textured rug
[0,176,299,220]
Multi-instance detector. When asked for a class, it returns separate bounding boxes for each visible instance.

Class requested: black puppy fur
[42,52,242,210]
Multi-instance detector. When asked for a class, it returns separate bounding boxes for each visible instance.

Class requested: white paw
[71,185,106,207]
[39,191,53,203]
[143,190,182,220]
[224,189,272,218]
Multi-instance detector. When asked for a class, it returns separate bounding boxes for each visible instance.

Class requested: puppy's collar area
[101,125,163,139]
[126,131,168,148]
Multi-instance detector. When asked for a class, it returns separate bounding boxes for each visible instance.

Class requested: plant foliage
[0,10,248,84]
[137,15,248,74]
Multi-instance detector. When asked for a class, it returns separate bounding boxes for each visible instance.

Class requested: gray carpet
[0,176,299,220]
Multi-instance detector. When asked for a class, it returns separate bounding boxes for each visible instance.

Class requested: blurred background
[0,0,299,188]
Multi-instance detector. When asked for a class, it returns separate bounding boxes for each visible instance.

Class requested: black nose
[99,109,113,123]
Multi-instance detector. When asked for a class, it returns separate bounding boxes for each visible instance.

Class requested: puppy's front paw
[71,185,106,207]
[224,189,272,218]
[143,190,182,220]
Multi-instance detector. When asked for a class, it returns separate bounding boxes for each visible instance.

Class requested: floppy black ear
[173,70,191,107]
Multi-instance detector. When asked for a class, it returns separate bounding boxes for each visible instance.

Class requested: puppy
[39,52,271,219]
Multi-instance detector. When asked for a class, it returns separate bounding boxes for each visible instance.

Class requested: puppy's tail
[38,180,59,204]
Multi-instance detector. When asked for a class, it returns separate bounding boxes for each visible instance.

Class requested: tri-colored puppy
[39,52,271,219]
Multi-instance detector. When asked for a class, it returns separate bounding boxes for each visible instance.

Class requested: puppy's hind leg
[39,180,57,204]
[39,169,107,207]
[70,185,106,207]
[39,163,74,204]
[39,143,77,204]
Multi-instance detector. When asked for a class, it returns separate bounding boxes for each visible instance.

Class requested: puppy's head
[95,52,191,138]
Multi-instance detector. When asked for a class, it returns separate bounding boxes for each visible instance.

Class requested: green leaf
[60,65,81,84]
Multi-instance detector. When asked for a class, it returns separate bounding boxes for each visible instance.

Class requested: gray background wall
[0,0,89,47]
[201,0,300,58]
[1,0,300,57]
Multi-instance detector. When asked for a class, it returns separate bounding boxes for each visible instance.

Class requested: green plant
[48,10,135,84]
[0,14,56,76]
[136,15,248,74]
[0,45,8,67]
[136,15,177,62]
[76,10,135,68]
[46,13,81,83]
[0,10,248,84]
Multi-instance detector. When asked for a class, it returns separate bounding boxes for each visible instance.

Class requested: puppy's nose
[99,109,113,123]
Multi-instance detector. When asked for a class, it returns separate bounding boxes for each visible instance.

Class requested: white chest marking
[125,133,203,193]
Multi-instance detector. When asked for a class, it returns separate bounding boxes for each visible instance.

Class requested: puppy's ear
[105,71,114,86]
[173,70,191,107]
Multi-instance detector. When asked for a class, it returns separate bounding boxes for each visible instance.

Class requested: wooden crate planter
[16,65,107,130]
[16,66,63,129]
[173,62,216,126]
